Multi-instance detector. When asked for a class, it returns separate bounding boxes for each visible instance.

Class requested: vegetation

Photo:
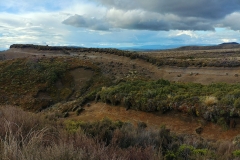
[97,79,240,125]
[0,106,239,160]
[3,44,240,159]
[2,55,240,126]
[0,57,99,111]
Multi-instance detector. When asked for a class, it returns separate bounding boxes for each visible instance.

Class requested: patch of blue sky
[0,7,18,14]
[0,2,62,14]
[215,27,227,32]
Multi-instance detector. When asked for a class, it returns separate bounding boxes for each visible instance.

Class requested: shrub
[165,151,177,160]
[233,135,240,146]
[64,120,82,133]
[233,150,240,157]
[193,148,208,155]
[217,117,228,130]
[234,98,240,108]
[219,95,235,106]
[137,121,147,129]
[177,144,194,159]
[0,105,239,159]
[229,90,240,98]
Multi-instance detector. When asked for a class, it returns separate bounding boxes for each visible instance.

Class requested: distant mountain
[220,42,239,45]
[173,42,240,51]
[119,44,183,51]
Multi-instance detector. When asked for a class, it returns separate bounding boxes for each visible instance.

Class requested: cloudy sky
[0,0,240,50]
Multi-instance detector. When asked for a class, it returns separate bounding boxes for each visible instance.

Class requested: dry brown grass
[1,106,240,159]
[203,96,218,106]
[0,106,160,160]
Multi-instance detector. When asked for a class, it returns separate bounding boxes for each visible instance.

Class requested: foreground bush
[0,106,160,160]
[0,106,239,159]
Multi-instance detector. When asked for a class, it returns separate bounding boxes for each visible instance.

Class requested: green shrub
[234,98,240,108]
[66,118,125,145]
[193,148,208,155]
[177,144,194,160]
[233,150,240,157]
[64,120,82,133]
[165,151,176,160]
[229,90,240,98]
[217,117,228,130]
[219,95,235,106]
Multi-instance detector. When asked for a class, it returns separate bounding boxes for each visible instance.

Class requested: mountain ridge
[173,42,240,51]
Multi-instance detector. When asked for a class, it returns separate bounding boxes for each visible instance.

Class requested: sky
[0,0,240,50]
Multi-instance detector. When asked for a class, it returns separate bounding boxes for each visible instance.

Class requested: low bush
[233,150,240,157]
[234,98,240,108]
[97,79,240,125]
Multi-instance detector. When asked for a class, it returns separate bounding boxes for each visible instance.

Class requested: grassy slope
[1,55,240,126]
[0,57,100,111]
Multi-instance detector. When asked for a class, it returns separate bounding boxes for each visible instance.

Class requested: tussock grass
[0,106,239,159]
[203,96,218,106]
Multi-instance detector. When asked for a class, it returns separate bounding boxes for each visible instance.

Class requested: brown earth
[71,102,240,141]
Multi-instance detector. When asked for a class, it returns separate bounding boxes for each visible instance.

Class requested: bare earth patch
[71,102,240,141]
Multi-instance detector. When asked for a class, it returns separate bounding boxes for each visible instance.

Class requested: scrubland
[1,44,240,159]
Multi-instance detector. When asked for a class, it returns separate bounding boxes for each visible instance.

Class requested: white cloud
[0,12,70,48]
[175,31,198,38]
[221,38,238,43]
[1,0,240,50]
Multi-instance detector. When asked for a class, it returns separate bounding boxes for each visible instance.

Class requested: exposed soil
[72,102,240,141]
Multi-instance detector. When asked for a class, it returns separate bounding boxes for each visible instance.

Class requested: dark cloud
[124,20,170,31]
[95,0,240,19]
[62,14,109,31]
[106,9,171,31]
[62,0,240,31]
[170,17,214,30]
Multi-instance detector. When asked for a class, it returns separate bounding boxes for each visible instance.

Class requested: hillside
[1,44,240,159]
